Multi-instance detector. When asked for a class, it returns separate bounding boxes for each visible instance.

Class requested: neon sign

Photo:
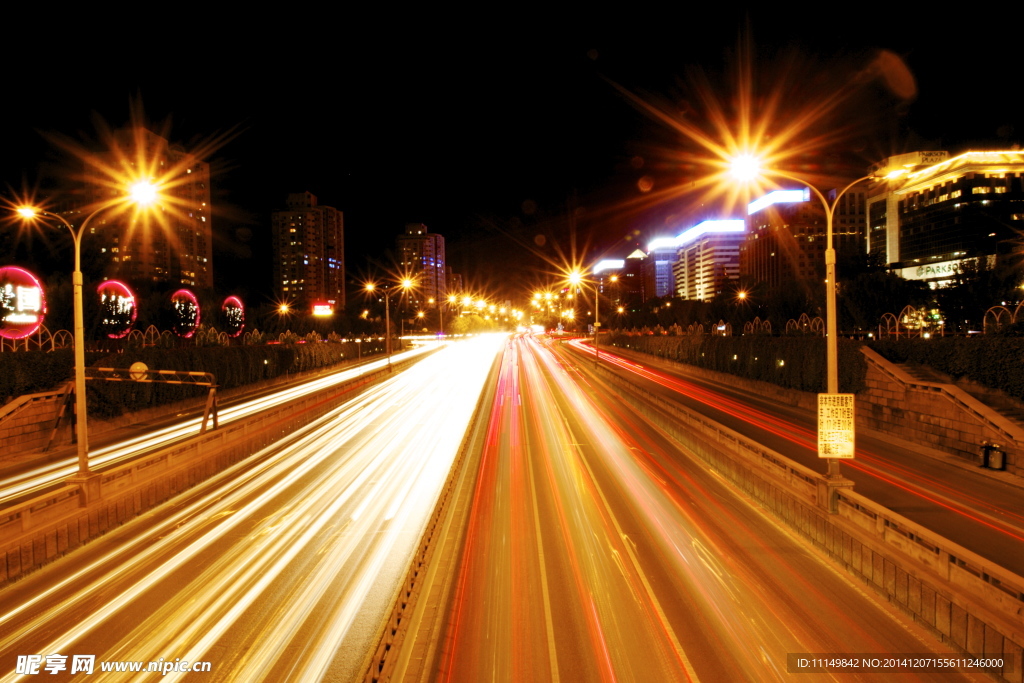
[97,280,137,339]
[170,289,201,338]
[222,296,245,337]
[0,266,46,339]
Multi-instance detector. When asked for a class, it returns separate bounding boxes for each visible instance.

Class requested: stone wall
[859,347,1023,476]
[0,388,69,453]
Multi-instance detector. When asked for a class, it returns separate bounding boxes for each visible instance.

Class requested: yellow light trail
[0,336,504,682]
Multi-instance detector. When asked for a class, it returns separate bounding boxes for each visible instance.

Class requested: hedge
[870,337,1024,402]
[0,340,388,419]
[608,333,866,394]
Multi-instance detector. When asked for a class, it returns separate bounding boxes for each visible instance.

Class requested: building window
[973,187,991,194]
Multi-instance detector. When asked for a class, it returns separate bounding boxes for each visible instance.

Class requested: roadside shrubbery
[608,333,866,394]
[870,337,1024,401]
[1,340,388,418]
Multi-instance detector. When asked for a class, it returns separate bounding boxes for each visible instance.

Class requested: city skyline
[2,14,1022,307]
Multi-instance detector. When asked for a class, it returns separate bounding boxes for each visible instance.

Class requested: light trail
[440,334,979,681]
[567,339,1024,545]
[0,336,503,682]
[0,342,439,506]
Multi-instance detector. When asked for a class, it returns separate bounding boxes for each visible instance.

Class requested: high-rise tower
[396,223,446,307]
[96,127,214,289]
[271,192,345,311]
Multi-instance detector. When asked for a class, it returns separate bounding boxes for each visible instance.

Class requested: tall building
[671,220,745,301]
[271,192,345,311]
[396,223,446,307]
[642,239,679,300]
[95,128,214,289]
[446,267,463,298]
[867,150,1024,286]
[620,249,646,304]
[739,188,866,290]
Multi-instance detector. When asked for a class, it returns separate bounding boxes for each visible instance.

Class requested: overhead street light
[365,278,415,366]
[730,154,886,481]
[15,180,161,481]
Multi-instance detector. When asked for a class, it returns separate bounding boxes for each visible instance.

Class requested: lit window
[995,186,1008,193]
[972,187,991,194]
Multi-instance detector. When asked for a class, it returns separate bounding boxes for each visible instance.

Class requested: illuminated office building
[642,239,679,300]
[867,150,1024,285]
[671,220,745,301]
[740,188,866,290]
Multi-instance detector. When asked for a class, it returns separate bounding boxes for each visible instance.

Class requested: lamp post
[16,182,158,478]
[732,157,878,480]
[366,278,414,366]
[365,284,391,365]
[568,269,602,363]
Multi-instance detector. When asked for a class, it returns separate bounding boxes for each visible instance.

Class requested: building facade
[671,220,745,301]
[740,188,866,290]
[95,128,214,289]
[271,192,345,311]
[396,223,446,307]
[642,239,679,300]
[867,150,1024,286]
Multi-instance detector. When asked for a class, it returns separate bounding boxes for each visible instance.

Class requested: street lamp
[567,268,602,363]
[731,155,882,480]
[732,156,880,393]
[365,278,414,366]
[16,182,159,479]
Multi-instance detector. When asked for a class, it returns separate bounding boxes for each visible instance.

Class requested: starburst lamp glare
[730,154,762,182]
[129,180,159,206]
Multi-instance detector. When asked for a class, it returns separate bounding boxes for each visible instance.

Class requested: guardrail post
[817,475,855,514]
[66,473,102,506]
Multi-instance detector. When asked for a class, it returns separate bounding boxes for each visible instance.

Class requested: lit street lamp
[16,181,159,480]
[732,155,883,481]
[365,278,414,366]
[567,268,602,363]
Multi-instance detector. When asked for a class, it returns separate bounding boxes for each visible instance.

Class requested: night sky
[3,10,1021,305]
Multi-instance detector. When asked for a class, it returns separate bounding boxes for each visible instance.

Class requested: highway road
[566,339,1024,574]
[0,336,503,682]
[438,334,984,682]
[0,343,439,507]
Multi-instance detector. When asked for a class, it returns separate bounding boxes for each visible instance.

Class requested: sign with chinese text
[97,280,137,339]
[818,393,855,458]
[0,266,46,339]
[222,296,244,337]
